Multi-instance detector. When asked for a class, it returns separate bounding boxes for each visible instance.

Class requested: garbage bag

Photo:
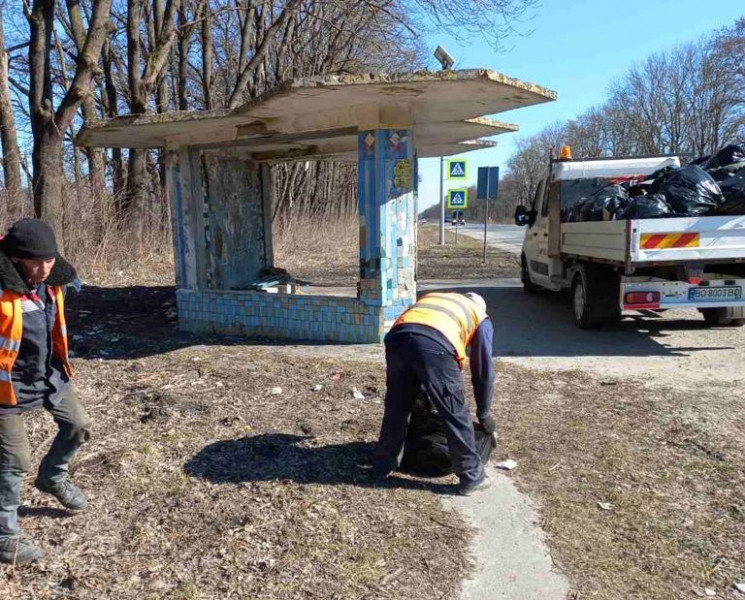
[577,185,629,222]
[713,168,745,216]
[399,392,496,477]
[650,165,723,216]
[643,164,677,184]
[707,161,745,182]
[690,154,711,166]
[614,194,675,220]
[704,144,745,170]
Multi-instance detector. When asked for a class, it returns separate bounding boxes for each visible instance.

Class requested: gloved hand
[479,414,497,434]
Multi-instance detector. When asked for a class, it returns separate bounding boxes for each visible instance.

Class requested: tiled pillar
[358,129,417,332]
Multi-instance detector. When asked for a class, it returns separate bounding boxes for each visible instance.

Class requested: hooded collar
[0,250,77,295]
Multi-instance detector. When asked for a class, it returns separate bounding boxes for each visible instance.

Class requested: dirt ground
[416,226,519,280]
[0,286,471,600]
[2,230,744,599]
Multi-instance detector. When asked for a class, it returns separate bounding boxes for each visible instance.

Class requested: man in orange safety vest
[372,291,496,495]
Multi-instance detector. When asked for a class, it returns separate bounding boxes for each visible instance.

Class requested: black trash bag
[713,168,745,216]
[707,161,745,182]
[560,207,576,223]
[704,144,745,170]
[643,164,677,184]
[650,165,723,216]
[577,185,629,222]
[399,391,496,477]
[615,194,675,220]
[624,183,648,197]
[690,154,711,166]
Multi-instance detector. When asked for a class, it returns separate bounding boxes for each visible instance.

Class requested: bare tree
[28,0,112,247]
[124,0,180,233]
[0,5,23,215]
[57,0,107,200]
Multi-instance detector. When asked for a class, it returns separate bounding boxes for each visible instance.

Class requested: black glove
[479,414,497,434]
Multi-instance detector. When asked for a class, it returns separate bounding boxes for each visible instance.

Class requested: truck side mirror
[515,205,528,226]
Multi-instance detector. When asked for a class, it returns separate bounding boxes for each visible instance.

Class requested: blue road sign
[477,166,500,199]
[447,188,468,209]
[447,159,467,179]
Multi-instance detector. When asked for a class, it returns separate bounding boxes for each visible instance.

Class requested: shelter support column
[357,129,417,335]
[165,147,201,289]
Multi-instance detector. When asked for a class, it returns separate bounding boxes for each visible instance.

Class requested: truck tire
[521,254,540,294]
[571,265,621,329]
[700,307,745,327]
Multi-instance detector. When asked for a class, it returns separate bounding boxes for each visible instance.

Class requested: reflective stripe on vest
[51,286,73,378]
[393,292,488,368]
[0,286,73,406]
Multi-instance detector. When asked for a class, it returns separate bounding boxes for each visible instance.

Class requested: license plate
[689,286,742,301]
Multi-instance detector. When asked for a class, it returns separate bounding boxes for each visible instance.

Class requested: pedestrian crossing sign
[447,159,467,179]
[447,189,468,209]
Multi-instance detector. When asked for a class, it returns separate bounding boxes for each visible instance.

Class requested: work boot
[34,477,87,511]
[456,474,493,496]
[0,537,45,564]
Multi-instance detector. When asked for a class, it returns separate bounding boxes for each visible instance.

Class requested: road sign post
[439,157,445,245]
[447,188,467,246]
[477,166,500,263]
[440,159,467,246]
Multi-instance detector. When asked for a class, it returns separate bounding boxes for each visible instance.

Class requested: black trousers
[373,333,484,485]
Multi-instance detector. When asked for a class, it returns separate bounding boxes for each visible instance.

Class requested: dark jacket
[0,251,77,413]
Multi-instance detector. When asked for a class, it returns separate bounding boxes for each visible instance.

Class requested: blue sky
[417,0,744,211]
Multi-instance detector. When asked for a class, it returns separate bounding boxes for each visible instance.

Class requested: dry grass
[0,189,176,288]
[273,218,519,285]
[0,286,471,600]
[417,225,519,280]
[68,227,175,287]
[274,216,359,285]
[495,363,745,599]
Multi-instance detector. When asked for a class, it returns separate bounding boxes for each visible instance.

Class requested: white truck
[515,154,745,328]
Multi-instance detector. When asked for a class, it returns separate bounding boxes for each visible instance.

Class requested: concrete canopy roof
[76,69,556,161]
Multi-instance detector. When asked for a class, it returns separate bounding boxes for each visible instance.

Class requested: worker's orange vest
[0,286,73,406]
[393,292,488,368]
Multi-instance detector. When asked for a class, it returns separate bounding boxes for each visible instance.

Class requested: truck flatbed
[560,215,745,268]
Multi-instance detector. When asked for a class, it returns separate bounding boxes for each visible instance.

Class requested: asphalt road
[453,223,525,255]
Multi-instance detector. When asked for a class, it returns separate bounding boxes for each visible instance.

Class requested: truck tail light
[624,291,660,308]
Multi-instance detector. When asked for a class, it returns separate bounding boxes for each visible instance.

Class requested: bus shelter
[77,69,555,343]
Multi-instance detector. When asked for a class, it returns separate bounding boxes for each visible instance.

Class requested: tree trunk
[102,37,125,196]
[31,128,65,245]
[125,0,180,238]
[29,0,61,244]
[124,148,148,237]
[29,0,112,249]
[177,2,188,110]
[0,7,23,217]
[63,0,106,202]
[201,1,213,109]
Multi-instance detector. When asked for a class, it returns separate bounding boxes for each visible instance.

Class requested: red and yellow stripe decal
[641,232,700,250]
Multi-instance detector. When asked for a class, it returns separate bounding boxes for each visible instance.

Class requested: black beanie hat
[2,218,58,260]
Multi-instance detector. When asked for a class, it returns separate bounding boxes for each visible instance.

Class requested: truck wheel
[700,307,745,327]
[571,265,621,329]
[572,270,601,329]
[521,254,540,294]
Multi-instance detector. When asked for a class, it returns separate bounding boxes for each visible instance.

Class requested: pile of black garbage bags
[563,144,745,222]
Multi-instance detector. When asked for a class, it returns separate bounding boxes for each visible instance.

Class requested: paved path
[286,276,743,600]
[444,474,569,600]
[456,224,525,255]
